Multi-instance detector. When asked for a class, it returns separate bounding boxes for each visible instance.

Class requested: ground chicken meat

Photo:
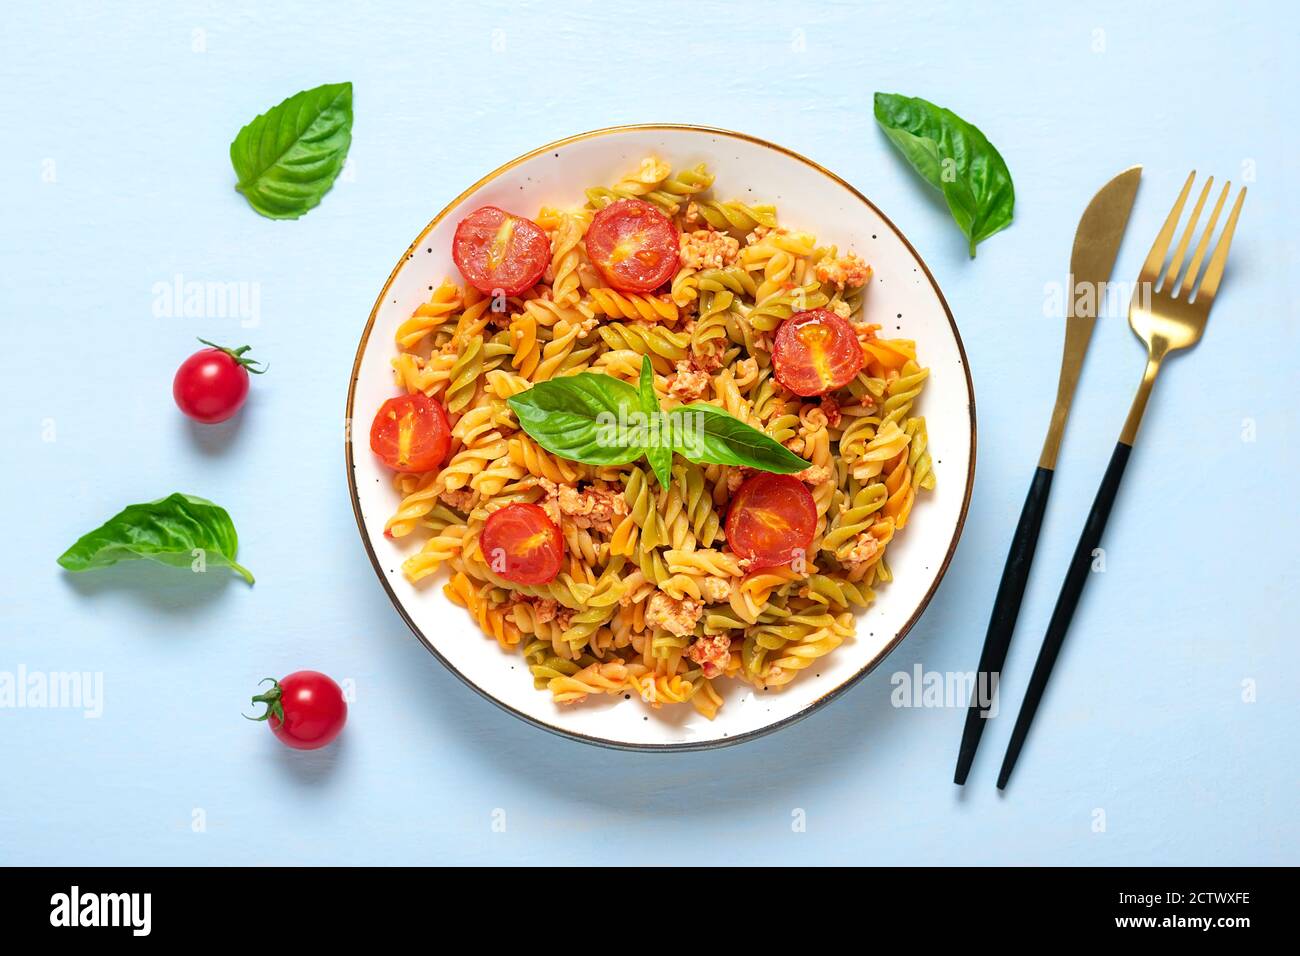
[819,396,842,428]
[645,591,703,638]
[725,466,757,495]
[439,488,476,513]
[793,464,832,486]
[679,229,740,271]
[668,361,711,403]
[525,598,559,625]
[691,346,723,372]
[844,532,882,569]
[538,479,628,533]
[682,202,703,227]
[815,252,873,289]
[688,633,732,679]
[699,576,733,603]
[830,300,853,319]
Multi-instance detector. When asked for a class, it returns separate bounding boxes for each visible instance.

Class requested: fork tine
[1193,185,1246,305]
[1140,171,1195,283]
[1162,176,1212,291]
[1176,181,1230,299]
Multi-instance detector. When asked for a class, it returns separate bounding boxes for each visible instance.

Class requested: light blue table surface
[2,0,1296,866]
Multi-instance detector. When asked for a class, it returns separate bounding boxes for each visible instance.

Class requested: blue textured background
[2,0,1296,865]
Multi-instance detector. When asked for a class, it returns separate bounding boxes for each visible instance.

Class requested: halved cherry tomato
[725,473,817,569]
[480,503,564,585]
[771,308,864,397]
[452,205,550,296]
[369,394,451,473]
[585,199,679,292]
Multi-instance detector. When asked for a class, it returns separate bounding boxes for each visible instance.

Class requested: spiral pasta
[377,154,935,719]
[583,287,679,323]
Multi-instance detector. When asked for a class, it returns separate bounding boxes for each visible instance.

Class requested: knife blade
[1039,166,1143,469]
[953,166,1141,786]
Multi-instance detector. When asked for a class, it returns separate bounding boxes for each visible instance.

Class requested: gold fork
[997,172,1246,789]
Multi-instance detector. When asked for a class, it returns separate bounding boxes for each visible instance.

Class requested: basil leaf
[873,92,1014,257]
[507,366,810,478]
[637,357,672,487]
[507,372,646,466]
[669,403,808,474]
[57,493,253,584]
[230,82,353,220]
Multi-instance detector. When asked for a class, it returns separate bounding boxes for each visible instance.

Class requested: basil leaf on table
[57,493,254,584]
[637,357,673,487]
[230,81,353,219]
[873,91,1015,257]
[506,372,646,467]
[669,403,808,474]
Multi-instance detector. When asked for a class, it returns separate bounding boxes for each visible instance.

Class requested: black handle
[953,466,1054,785]
[997,441,1134,789]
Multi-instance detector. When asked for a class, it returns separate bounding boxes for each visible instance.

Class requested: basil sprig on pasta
[507,357,806,483]
[230,81,353,219]
[668,402,807,472]
[56,493,254,583]
[873,91,1014,257]
[636,356,674,487]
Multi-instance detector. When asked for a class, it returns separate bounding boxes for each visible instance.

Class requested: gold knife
[954,166,1141,785]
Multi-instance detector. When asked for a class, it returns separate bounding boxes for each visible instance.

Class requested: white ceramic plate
[346,125,975,750]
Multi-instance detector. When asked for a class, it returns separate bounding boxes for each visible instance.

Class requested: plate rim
[344,123,977,752]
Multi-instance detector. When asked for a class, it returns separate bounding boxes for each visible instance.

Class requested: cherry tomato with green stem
[173,338,267,424]
[247,671,347,750]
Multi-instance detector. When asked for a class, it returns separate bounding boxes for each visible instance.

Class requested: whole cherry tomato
[173,338,266,423]
[247,671,347,750]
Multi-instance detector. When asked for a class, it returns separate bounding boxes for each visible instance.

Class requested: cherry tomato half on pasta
[480,502,564,585]
[452,205,551,296]
[585,198,680,292]
[173,339,266,424]
[725,473,817,570]
[247,671,347,751]
[771,308,864,397]
[369,394,451,473]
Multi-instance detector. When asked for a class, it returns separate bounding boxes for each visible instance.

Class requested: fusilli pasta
[375,155,935,719]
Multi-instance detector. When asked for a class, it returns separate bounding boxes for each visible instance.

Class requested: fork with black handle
[997,172,1246,789]
[953,168,1141,785]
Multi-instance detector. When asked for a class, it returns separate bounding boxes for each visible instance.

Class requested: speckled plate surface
[346,125,975,750]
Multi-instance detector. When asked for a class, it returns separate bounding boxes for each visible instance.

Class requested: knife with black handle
[953,167,1141,786]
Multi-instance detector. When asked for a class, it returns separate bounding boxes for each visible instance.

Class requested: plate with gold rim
[346,124,975,750]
